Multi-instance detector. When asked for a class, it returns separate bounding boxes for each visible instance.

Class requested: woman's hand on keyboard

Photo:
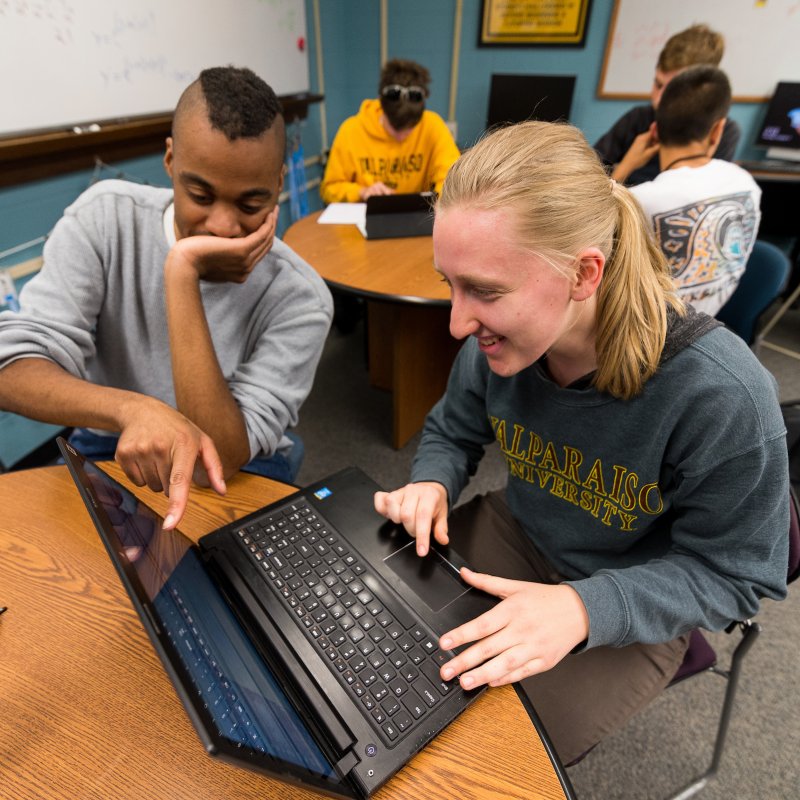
[373,482,449,556]
[437,573,590,688]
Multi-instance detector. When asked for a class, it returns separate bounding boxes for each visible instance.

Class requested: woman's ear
[572,247,605,301]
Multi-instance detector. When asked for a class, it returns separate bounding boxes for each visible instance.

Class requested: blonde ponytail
[594,182,684,399]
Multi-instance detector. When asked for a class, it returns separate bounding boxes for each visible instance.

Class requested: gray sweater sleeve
[567,434,790,648]
[0,203,105,378]
[410,341,495,505]
[0,211,104,376]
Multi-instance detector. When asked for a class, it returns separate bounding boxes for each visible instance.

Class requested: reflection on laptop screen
[756,81,800,162]
[83,461,339,781]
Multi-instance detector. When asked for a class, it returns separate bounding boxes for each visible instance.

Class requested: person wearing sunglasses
[320,58,460,204]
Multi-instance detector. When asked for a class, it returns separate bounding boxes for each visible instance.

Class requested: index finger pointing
[163,458,193,530]
[198,434,227,496]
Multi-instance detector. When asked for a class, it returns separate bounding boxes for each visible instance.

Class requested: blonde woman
[374,122,788,764]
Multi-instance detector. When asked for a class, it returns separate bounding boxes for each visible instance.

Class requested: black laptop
[59,438,495,798]
[364,192,435,239]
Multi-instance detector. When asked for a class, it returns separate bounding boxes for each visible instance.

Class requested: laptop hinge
[335,750,360,776]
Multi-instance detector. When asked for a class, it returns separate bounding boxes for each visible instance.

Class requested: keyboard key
[394,712,413,733]
[358,639,375,657]
[413,677,440,708]
[388,678,408,698]
[368,652,385,670]
[382,698,401,716]
[381,721,399,741]
[404,697,426,719]
[361,669,378,687]
[372,708,387,725]
[420,661,454,695]
[372,683,389,702]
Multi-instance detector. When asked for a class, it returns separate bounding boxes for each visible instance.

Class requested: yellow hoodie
[320,98,460,204]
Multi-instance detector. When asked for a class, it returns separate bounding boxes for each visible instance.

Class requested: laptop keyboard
[235,498,460,746]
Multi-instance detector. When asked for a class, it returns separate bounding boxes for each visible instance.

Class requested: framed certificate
[480,0,592,47]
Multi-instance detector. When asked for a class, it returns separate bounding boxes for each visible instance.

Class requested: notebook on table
[59,438,494,798]
[363,192,436,239]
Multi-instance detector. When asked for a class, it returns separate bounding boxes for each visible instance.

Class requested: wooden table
[0,464,573,800]
[284,211,462,449]
[738,163,800,361]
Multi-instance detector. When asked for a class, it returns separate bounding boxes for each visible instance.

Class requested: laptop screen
[755,81,800,153]
[66,448,353,796]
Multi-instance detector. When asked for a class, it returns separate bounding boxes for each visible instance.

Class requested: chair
[661,486,800,800]
[716,239,791,346]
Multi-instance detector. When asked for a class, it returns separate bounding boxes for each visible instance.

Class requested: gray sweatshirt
[411,310,789,649]
[0,180,333,459]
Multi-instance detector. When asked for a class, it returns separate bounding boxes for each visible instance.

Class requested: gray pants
[447,491,689,765]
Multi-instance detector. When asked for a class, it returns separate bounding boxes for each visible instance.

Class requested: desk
[742,164,800,253]
[0,464,572,800]
[739,164,800,359]
[284,211,461,449]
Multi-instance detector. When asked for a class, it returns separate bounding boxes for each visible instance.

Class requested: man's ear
[649,120,659,144]
[572,247,605,301]
[278,163,286,195]
[163,137,174,179]
[708,117,726,153]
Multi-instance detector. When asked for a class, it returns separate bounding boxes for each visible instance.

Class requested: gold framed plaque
[480,0,591,46]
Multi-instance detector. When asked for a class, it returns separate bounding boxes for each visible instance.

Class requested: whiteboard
[598,0,800,101]
[0,0,309,137]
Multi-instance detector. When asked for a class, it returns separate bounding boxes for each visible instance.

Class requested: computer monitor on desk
[755,81,800,163]
[486,74,575,129]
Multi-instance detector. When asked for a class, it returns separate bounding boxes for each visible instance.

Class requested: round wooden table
[0,463,572,800]
[284,211,461,448]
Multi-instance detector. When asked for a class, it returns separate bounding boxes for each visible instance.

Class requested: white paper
[318,203,367,227]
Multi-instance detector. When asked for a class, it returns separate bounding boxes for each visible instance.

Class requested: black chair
[716,239,791,346]
[660,486,800,799]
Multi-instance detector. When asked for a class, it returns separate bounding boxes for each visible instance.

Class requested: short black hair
[174,66,283,142]
[379,58,430,131]
[656,65,731,146]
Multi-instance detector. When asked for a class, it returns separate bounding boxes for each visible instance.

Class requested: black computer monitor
[486,74,575,130]
[755,81,800,162]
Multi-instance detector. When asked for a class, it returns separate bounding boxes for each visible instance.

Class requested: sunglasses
[381,84,426,103]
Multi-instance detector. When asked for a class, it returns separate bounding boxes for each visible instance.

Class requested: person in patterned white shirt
[618,65,761,316]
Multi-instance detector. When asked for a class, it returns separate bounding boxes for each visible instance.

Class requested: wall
[0,0,772,268]
[0,0,779,468]
[310,0,767,154]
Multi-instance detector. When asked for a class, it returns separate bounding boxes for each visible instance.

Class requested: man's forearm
[163,260,251,476]
[0,357,140,431]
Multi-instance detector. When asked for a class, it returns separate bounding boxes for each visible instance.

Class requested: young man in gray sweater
[0,67,332,528]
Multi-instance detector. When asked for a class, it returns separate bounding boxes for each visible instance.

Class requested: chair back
[788,487,800,585]
[716,240,791,344]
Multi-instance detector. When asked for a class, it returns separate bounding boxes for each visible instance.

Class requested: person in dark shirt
[595,24,740,185]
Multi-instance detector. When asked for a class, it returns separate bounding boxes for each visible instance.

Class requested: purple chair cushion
[670,629,717,685]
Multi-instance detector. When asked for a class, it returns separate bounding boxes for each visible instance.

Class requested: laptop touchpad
[384,542,470,613]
